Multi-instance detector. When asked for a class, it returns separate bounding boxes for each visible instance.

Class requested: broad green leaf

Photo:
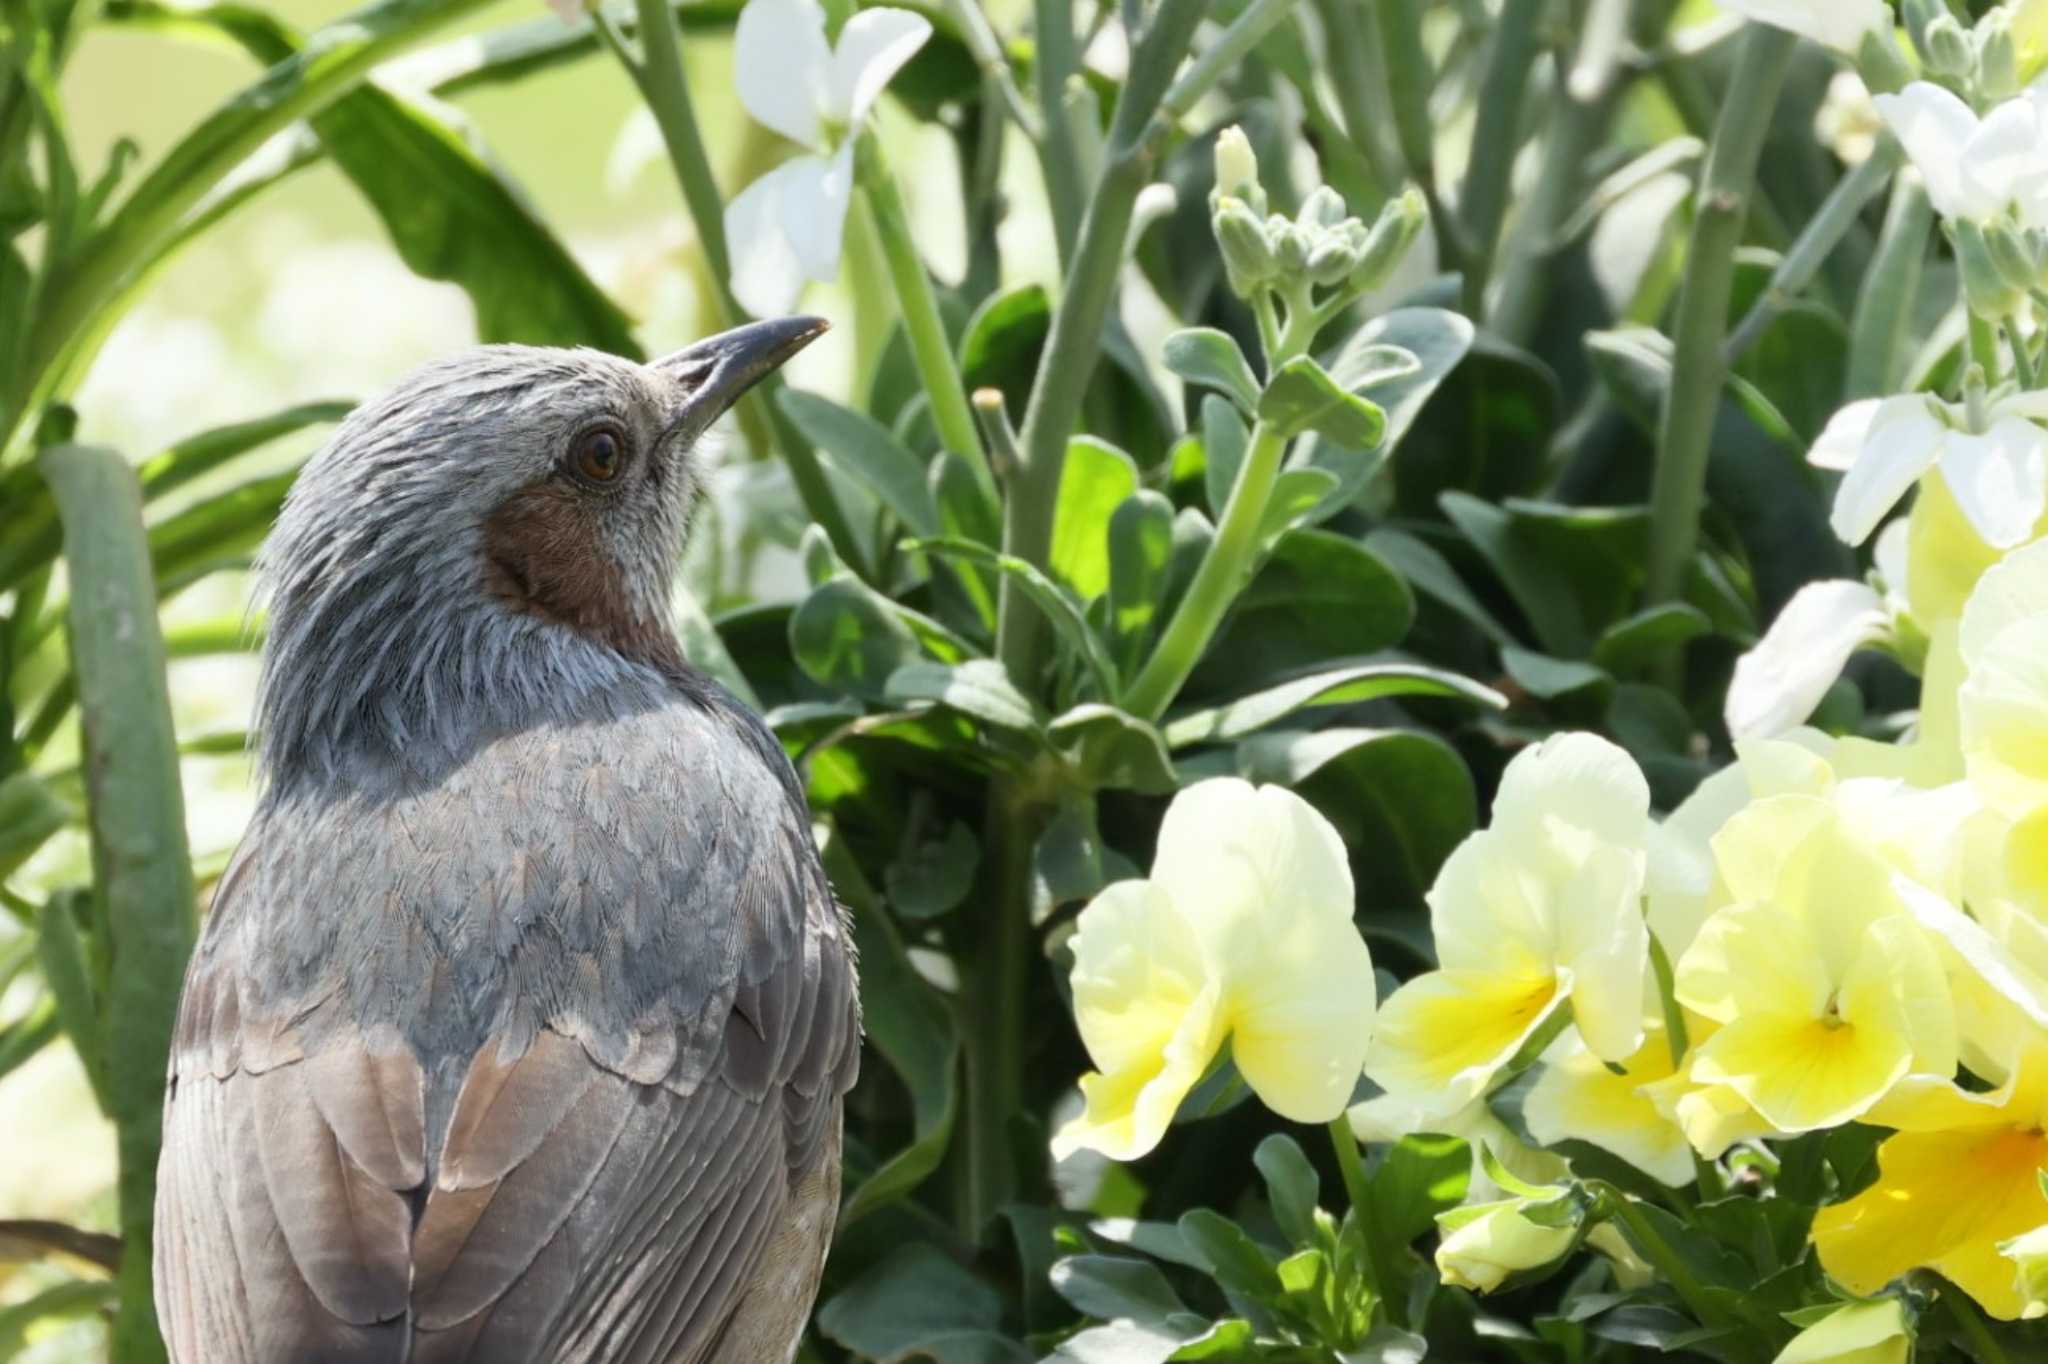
[1389,332,1559,517]
[1169,1320,1257,1358]
[1300,307,1474,518]
[1323,341,1420,394]
[820,824,959,1226]
[790,575,927,701]
[0,995,58,1083]
[1163,326,1261,413]
[1176,1209,1283,1302]
[1049,704,1176,794]
[816,1243,1029,1363]
[0,771,68,879]
[1050,1255,1191,1326]
[1254,467,1340,545]
[1239,728,1475,906]
[781,388,940,537]
[1051,437,1140,600]
[1363,526,1516,647]
[911,537,1118,699]
[1201,396,1249,523]
[40,444,198,1359]
[36,889,107,1110]
[1439,492,1649,659]
[1107,489,1174,673]
[1500,646,1612,702]
[884,658,1043,732]
[1165,663,1504,749]
[1193,530,1413,695]
[1031,795,1110,923]
[885,819,979,920]
[1372,1132,1471,1247]
[959,282,1050,416]
[1253,1134,1321,1246]
[1258,355,1387,447]
[1592,602,1713,675]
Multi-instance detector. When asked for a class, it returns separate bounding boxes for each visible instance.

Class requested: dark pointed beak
[652,315,828,438]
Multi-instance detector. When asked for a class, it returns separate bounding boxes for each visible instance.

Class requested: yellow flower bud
[1771,1299,1911,1364]
[1434,1194,1577,1294]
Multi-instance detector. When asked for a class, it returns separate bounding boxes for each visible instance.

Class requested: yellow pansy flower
[1368,734,1650,1119]
[1052,779,1376,1161]
[1524,1024,1693,1186]
[1814,1042,2048,1319]
[1771,1299,1910,1364]
[1675,796,1957,1132]
[1959,537,2048,818]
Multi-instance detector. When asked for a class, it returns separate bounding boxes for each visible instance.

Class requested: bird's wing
[155,701,861,1364]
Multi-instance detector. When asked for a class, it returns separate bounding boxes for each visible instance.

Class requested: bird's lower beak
[652,315,828,433]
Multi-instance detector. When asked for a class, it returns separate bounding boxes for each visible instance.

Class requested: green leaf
[1201,396,1249,523]
[0,771,69,880]
[1164,326,1261,413]
[1390,333,1560,518]
[781,388,940,537]
[1323,341,1421,394]
[1258,355,1387,447]
[790,575,927,701]
[1591,602,1713,675]
[1049,705,1177,794]
[959,281,1050,415]
[885,819,979,920]
[1439,492,1649,658]
[1193,530,1413,695]
[36,890,108,1111]
[1363,526,1516,647]
[1500,646,1613,702]
[40,443,198,1360]
[1165,663,1505,749]
[1254,467,1341,545]
[150,471,295,596]
[1051,437,1140,600]
[1050,1255,1192,1326]
[1373,1132,1471,1248]
[0,996,59,1083]
[1176,1209,1284,1302]
[1300,307,1474,516]
[1107,489,1175,673]
[1238,728,1475,906]
[1253,1134,1321,1247]
[1031,796,1110,924]
[816,1244,1029,1363]
[883,658,1044,732]
[820,825,960,1226]
[911,537,1119,699]
[0,1278,118,1356]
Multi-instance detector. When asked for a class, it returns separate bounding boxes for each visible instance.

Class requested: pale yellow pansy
[1368,734,1650,1119]
[1771,1299,1911,1364]
[1052,779,1376,1162]
[2001,1223,2048,1319]
[1959,537,2048,818]
[1524,1024,1693,1186]
[1675,795,1957,1132]
[1433,1192,1577,1294]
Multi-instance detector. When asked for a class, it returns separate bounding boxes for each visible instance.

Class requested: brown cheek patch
[482,481,683,672]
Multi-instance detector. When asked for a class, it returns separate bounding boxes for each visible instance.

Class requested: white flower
[1716,0,1890,55]
[1725,580,1889,740]
[1874,80,2048,227]
[1817,393,2048,550]
[723,0,930,316]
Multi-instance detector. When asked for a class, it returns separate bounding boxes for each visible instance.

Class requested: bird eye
[568,426,626,485]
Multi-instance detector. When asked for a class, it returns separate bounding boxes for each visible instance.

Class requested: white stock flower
[1874,81,2048,227]
[1716,0,1890,55]
[724,0,930,316]
[1725,580,1888,740]
[1818,393,2048,551]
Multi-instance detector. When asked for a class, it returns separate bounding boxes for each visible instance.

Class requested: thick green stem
[1726,138,1899,364]
[1159,0,1298,117]
[1460,0,1545,314]
[959,779,1038,1234]
[1492,60,1617,340]
[1372,0,1461,272]
[856,130,997,503]
[1033,0,1085,260]
[996,0,1212,681]
[1847,175,1931,397]
[1124,422,1286,718]
[1314,0,1404,203]
[623,0,867,575]
[1327,1118,1396,1318]
[1645,26,1796,608]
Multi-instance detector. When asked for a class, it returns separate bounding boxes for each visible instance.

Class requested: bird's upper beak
[652,315,828,439]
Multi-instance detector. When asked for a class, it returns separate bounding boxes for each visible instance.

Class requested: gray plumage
[154,323,860,1363]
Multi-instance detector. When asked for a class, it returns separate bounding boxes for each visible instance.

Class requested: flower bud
[1771,1298,1910,1364]
[1952,218,2029,318]
[1350,186,1427,292]
[1923,14,1974,77]
[1213,198,1277,295]
[1297,184,1349,230]
[1213,125,1260,203]
[1433,1194,1578,1294]
[1306,233,1360,285]
[1979,13,2020,101]
[1986,221,2042,293]
[1272,220,1310,273]
[2003,1224,2048,1319]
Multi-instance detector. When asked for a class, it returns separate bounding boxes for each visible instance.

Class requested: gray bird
[153,318,861,1363]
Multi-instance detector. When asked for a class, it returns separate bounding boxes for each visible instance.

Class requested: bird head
[253,317,825,784]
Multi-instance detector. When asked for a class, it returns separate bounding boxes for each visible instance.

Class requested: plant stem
[1725,137,1899,365]
[1460,0,1545,314]
[1123,422,1285,718]
[1372,0,1462,273]
[959,777,1037,1234]
[1847,175,1932,398]
[1490,57,1617,342]
[1159,0,1298,118]
[1645,26,1796,609]
[996,0,1212,683]
[1969,311,2002,382]
[1032,0,1085,260]
[1327,1118,1396,1318]
[942,0,1039,136]
[1943,1283,2015,1364]
[623,0,867,576]
[855,130,997,504]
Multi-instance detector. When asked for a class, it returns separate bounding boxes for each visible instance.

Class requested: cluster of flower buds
[1952,216,2048,318]
[1906,0,2020,98]
[1207,127,1426,303]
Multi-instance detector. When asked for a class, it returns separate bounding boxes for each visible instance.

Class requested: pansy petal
[1524,1029,1692,1186]
[1554,842,1650,1063]
[1367,967,1564,1115]
[1829,396,1944,544]
[829,6,932,125]
[1960,537,2048,668]
[1676,897,1832,1024]
[1066,880,1211,1077]
[1874,82,1984,221]
[1725,579,1887,740]
[1940,417,2048,550]
[1492,731,1651,853]
[1053,981,1226,1162]
[734,0,833,148]
[724,160,813,317]
[1230,905,1376,1123]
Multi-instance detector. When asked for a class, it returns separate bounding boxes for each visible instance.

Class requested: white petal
[1828,396,1943,544]
[1492,731,1650,854]
[829,6,932,125]
[1724,579,1886,740]
[1959,95,2048,221]
[734,0,832,149]
[1875,82,1984,221]
[1555,844,1651,1064]
[1716,0,1887,52]
[1938,417,2048,550]
[1807,398,1882,471]
[725,160,814,318]
[781,144,854,285]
